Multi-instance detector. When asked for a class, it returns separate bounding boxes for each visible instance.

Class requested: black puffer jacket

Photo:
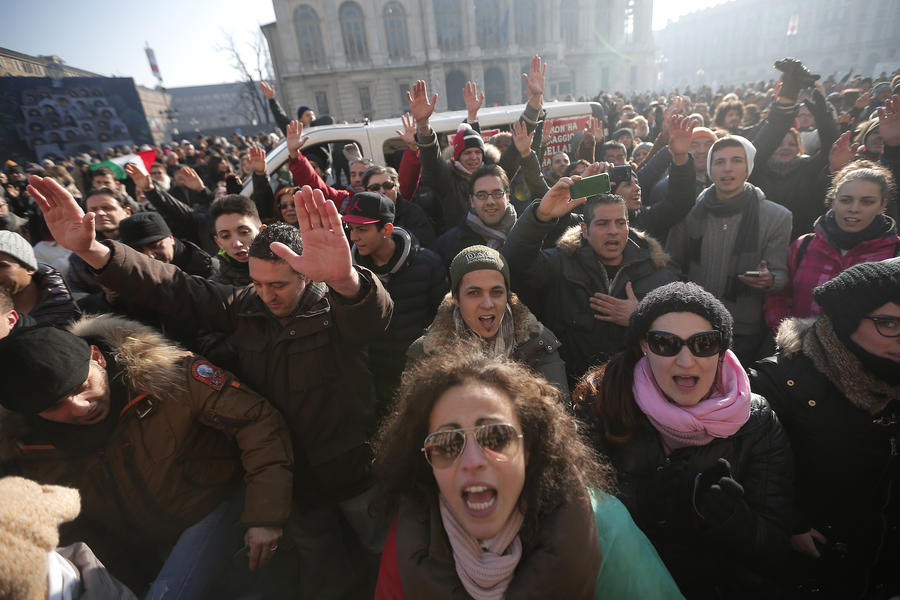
[29,263,81,328]
[749,318,900,598]
[503,204,677,383]
[352,227,447,414]
[585,395,793,599]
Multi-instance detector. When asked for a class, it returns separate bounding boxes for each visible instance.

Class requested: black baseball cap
[341,191,395,225]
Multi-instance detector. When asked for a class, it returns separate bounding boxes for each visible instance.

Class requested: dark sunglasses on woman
[645,330,722,357]
[422,423,523,469]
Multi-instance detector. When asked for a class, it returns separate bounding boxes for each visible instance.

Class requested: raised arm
[260,81,291,135]
[285,120,350,207]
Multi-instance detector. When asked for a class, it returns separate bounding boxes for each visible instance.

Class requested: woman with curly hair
[575,281,793,599]
[373,348,682,599]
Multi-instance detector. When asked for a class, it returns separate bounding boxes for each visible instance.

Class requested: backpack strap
[794,234,814,271]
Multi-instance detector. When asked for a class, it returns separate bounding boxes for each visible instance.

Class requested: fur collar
[554,225,670,268]
[421,293,542,356]
[774,317,817,358]
[68,314,192,400]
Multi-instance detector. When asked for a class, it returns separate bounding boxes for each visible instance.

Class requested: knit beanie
[0,327,92,415]
[691,127,718,144]
[813,258,900,341]
[452,124,485,161]
[707,135,756,177]
[449,245,510,295]
[626,282,734,354]
[0,230,37,271]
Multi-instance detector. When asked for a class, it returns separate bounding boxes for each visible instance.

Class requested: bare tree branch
[216,30,273,125]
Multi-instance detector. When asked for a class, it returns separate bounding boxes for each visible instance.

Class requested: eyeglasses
[472,190,507,201]
[862,316,900,338]
[645,330,722,357]
[366,180,396,193]
[422,423,523,469]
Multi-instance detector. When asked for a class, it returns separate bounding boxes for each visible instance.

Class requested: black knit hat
[0,327,92,415]
[118,212,172,248]
[626,282,734,354]
[813,258,900,339]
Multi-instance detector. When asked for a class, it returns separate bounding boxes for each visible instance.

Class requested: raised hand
[876,94,900,146]
[249,145,267,175]
[270,186,360,296]
[395,112,417,151]
[590,281,639,326]
[662,96,687,134]
[259,81,276,100]
[26,176,104,260]
[124,162,151,191]
[535,176,586,222]
[180,166,204,191]
[828,131,860,173]
[854,88,873,110]
[582,161,611,178]
[667,114,695,164]
[406,80,437,129]
[511,120,535,157]
[585,116,604,142]
[286,120,308,159]
[523,55,546,108]
[463,81,485,122]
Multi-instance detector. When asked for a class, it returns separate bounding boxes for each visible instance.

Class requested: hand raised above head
[406,80,437,127]
[26,175,102,259]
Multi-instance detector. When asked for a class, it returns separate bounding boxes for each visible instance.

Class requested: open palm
[26,176,97,254]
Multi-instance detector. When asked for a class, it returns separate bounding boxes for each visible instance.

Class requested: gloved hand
[802,88,829,123]
[694,458,750,527]
[775,58,820,102]
[225,173,243,195]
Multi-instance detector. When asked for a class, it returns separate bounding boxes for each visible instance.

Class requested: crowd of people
[0,54,898,599]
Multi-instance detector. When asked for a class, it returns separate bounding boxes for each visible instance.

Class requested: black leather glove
[775,58,820,102]
[802,89,829,123]
[694,458,750,527]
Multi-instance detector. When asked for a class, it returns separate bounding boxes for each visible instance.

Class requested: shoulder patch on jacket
[191,360,225,390]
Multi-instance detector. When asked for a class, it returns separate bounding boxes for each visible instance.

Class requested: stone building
[655,0,900,90]
[261,0,655,122]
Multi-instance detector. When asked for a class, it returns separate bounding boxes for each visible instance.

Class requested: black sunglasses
[645,330,722,357]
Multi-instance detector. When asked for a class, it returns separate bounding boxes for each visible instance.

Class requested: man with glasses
[750,258,900,598]
[436,164,517,268]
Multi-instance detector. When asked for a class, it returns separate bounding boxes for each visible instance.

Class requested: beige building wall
[262,0,655,122]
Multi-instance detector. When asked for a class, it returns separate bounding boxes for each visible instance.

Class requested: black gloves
[802,89,829,123]
[694,458,754,538]
[775,58,820,102]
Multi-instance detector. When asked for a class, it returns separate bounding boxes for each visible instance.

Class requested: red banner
[540,116,591,169]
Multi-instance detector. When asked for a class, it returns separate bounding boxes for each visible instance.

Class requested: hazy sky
[4,0,732,89]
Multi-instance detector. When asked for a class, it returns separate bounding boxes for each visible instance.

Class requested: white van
[242,100,602,195]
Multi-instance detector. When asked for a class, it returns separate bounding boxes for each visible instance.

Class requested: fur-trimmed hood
[774,316,817,358]
[554,224,671,269]
[67,314,192,400]
[418,292,546,356]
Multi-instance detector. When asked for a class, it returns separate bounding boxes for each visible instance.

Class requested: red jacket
[288,154,351,212]
[764,230,900,330]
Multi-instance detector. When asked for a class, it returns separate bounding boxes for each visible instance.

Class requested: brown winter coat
[90,241,393,508]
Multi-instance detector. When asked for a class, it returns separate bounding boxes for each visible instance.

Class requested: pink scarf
[632,349,751,453]
[438,494,525,600]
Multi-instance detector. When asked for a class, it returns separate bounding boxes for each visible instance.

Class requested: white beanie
[707,135,756,178]
[0,231,37,271]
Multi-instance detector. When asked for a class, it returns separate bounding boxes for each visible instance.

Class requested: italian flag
[89,150,157,179]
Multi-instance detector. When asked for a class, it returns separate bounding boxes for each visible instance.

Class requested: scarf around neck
[466,204,517,250]
[817,210,895,251]
[802,316,900,415]
[685,183,761,301]
[439,494,525,600]
[632,350,752,454]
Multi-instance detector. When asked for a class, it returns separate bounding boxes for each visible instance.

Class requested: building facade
[655,0,900,90]
[262,0,655,122]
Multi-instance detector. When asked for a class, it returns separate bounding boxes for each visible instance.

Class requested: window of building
[515,0,537,45]
[359,86,372,117]
[434,0,464,52]
[383,2,411,59]
[475,0,502,48]
[340,2,370,63]
[560,0,577,42]
[314,90,330,116]
[293,4,327,67]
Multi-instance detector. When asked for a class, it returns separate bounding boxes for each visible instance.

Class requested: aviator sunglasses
[645,330,723,358]
[422,423,523,469]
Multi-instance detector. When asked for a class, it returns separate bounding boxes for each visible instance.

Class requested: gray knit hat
[0,231,37,271]
[450,246,510,295]
[626,281,734,354]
